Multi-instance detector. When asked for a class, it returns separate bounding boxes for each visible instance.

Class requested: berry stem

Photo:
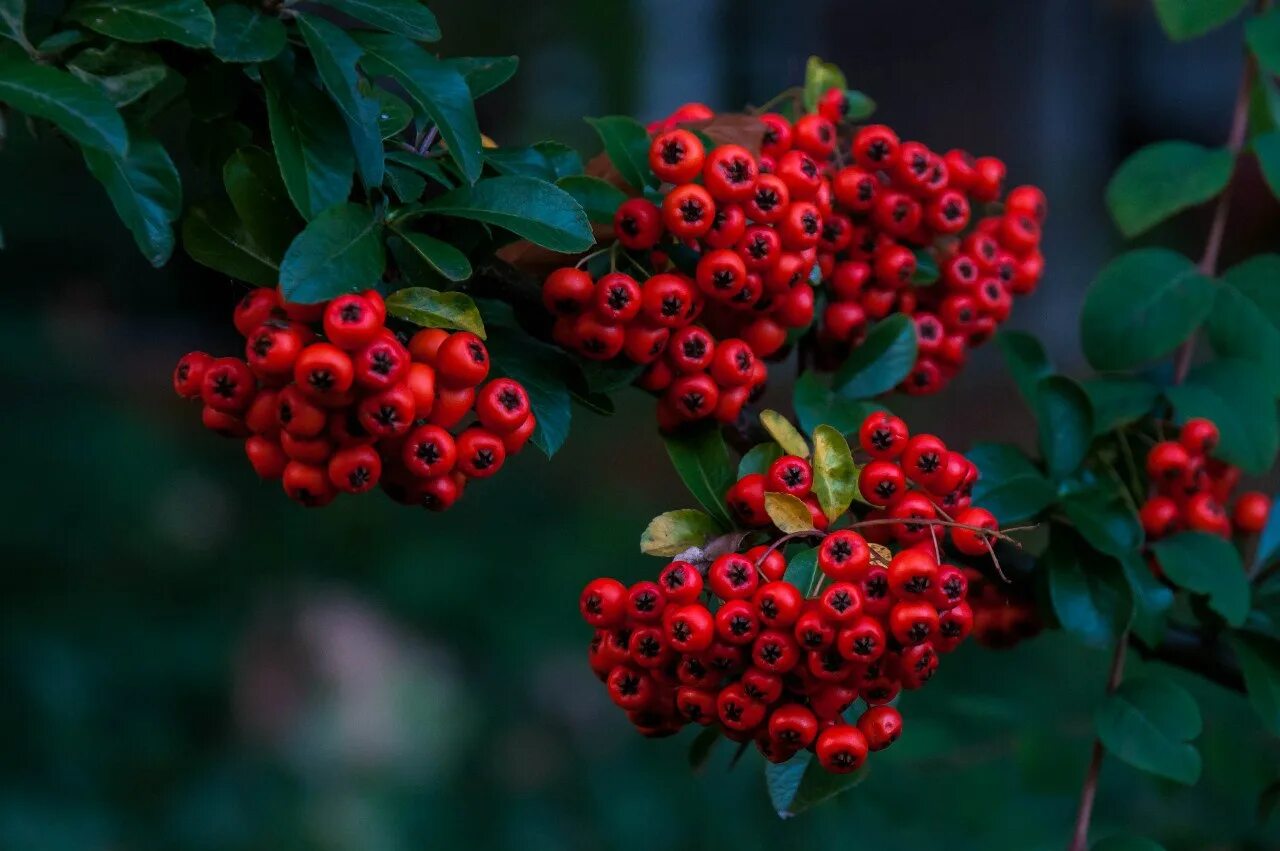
[1067,634,1129,851]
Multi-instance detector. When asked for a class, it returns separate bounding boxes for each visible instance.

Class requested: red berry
[1140,496,1181,539]
[649,128,704,184]
[543,267,595,316]
[662,183,716,239]
[1233,491,1271,534]
[323,294,382,351]
[455,427,506,478]
[792,114,836,158]
[703,144,758,202]
[859,412,909,459]
[352,336,409,392]
[327,444,381,494]
[174,351,212,398]
[475,378,530,433]
[727,473,769,526]
[816,724,868,773]
[402,424,457,478]
[201,357,256,413]
[594,272,643,323]
[580,578,628,627]
[282,460,337,507]
[818,530,871,581]
[769,703,819,749]
[766,455,813,497]
[707,553,759,600]
[613,198,663,250]
[667,604,715,653]
[244,436,287,479]
[951,506,998,555]
[1179,418,1220,456]
[658,561,703,604]
[234,288,282,337]
[408,328,449,364]
[435,332,490,388]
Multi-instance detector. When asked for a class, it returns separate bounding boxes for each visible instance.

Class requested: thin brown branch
[1067,634,1129,851]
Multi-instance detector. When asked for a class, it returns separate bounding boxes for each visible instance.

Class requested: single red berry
[649,128,704,184]
[323,294,382,351]
[475,378,530,434]
[245,390,281,437]
[606,665,653,711]
[408,328,450,364]
[411,474,462,512]
[662,183,716,239]
[889,600,939,645]
[951,506,999,556]
[1140,496,1181,539]
[715,599,760,646]
[751,629,801,673]
[427,384,475,429]
[766,455,813,497]
[244,436,287,479]
[201,357,256,413]
[543,267,595,316]
[435,332,490,388]
[759,113,793,158]
[627,580,666,622]
[769,703,819,749]
[727,474,769,526]
[901,433,948,490]
[502,413,537,455]
[1185,491,1230,536]
[667,372,720,420]
[1146,441,1191,483]
[818,582,863,624]
[888,548,939,598]
[695,248,748,301]
[668,604,715,654]
[792,114,836,158]
[623,324,671,365]
[352,336,409,392]
[708,553,760,600]
[641,273,697,328]
[705,203,748,249]
[293,343,355,403]
[932,564,969,610]
[818,530,871,581]
[775,150,824,199]
[234,288,282,337]
[717,682,767,731]
[747,544,788,582]
[744,173,790,224]
[658,561,704,604]
[593,272,643,323]
[327,444,381,494]
[282,460,337,507]
[1179,418,1220,456]
[858,412,909,459]
[1234,491,1271,534]
[402,424,457,478]
[816,724,869,774]
[275,384,326,437]
[174,351,212,398]
[667,326,716,374]
[703,144,759,202]
[580,578,627,627]
[356,384,415,438]
[936,601,974,653]
[613,198,664,250]
[455,427,506,478]
[835,616,886,664]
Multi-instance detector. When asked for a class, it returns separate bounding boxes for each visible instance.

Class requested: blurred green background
[3,1,1280,848]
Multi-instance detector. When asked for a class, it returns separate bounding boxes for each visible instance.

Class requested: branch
[1067,635,1129,851]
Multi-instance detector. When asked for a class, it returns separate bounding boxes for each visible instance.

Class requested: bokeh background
[4,1,1280,848]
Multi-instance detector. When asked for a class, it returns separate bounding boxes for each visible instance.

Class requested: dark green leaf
[640,509,722,557]
[910,247,938,285]
[1095,676,1202,785]
[298,14,384,187]
[83,127,181,267]
[386,149,454,188]
[447,55,519,99]
[574,357,644,394]
[585,115,657,191]
[261,63,354,220]
[0,49,126,154]
[688,727,720,772]
[1045,530,1132,648]
[1262,779,1280,823]
[356,33,482,183]
[967,443,1056,524]
[663,424,736,529]
[384,164,426,202]
[415,175,593,252]
[388,229,471,281]
[373,88,413,139]
[738,442,783,479]
[212,5,285,63]
[385,287,483,336]
[765,750,869,819]
[185,61,240,121]
[1080,248,1215,371]
[1248,8,1280,75]
[1092,836,1168,851]
[1150,531,1250,625]
[182,202,279,286]
[0,0,27,48]
[313,0,439,41]
[35,30,89,55]
[1060,484,1143,558]
[1166,358,1279,473]
[996,330,1052,406]
[793,372,879,435]
[1153,0,1247,40]
[223,146,301,261]
[66,43,168,107]
[534,141,583,179]
[1254,130,1280,201]
[1119,552,1173,647]
[1081,376,1161,435]
[1206,255,1280,395]
[556,175,625,224]
[1105,141,1233,237]
[280,203,385,303]
[833,314,917,399]
[801,55,847,112]
[1227,631,1280,734]
[783,547,819,588]
[481,306,573,457]
[1035,375,1094,479]
[67,0,214,47]
[484,145,553,180]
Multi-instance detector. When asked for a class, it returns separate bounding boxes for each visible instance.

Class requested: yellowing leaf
[760,409,809,458]
[639,509,722,557]
[811,425,856,523]
[765,492,815,534]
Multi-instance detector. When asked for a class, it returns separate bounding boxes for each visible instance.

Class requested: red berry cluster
[172,287,536,510]
[965,568,1042,649]
[578,411,1005,772]
[1139,418,1271,543]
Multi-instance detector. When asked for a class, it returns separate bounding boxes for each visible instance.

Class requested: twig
[1067,634,1129,851]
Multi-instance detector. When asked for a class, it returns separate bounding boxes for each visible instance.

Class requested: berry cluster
[1139,418,1271,542]
[579,411,1005,772]
[172,287,536,510]
[965,568,1041,649]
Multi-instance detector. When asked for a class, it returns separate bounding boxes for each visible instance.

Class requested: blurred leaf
[66,43,167,107]
[1095,676,1202,785]
[413,175,593,252]
[480,301,574,457]
[1152,0,1247,40]
[1081,249,1214,371]
[0,0,26,48]
[574,357,643,393]
[1035,375,1094,479]
[910,246,939,284]
[765,492,815,534]
[1105,141,1233,237]
[1081,376,1161,435]
[1092,837,1167,851]
[1249,8,1280,75]
[1256,493,1280,570]
[996,330,1052,406]
[586,115,657,191]
[760,409,809,458]
[262,63,354,220]
[1119,552,1173,647]
[1060,484,1143,558]
[1206,255,1280,396]
[386,287,483,336]
[765,750,869,819]
[0,50,127,154]
[1254,131,1280,202]
[967,443,1055,524]
[688,726,720,772]
[386,149,454,188]
[83,127,181,267]
[374,88,413,139]
[534,140,584,178]
[385,163,425,201]
[212,5,285,63]
[801,55,847,112]
[182,202,279,285]
[298,14,384,187]
[640,509,722,557]
[556,175,625,224]
[1228,631,1280,734]
[812,425,854,524]
[313,0,440,41]
[738,442,783,479]
[1166,358,1279,473]
[1150,531,1250,625]
[35,30,89,55]
[223,146,301,261]
[793,372,880,435]
[388,231,472,281]
[833,314,917,399]
[1260,778,1280,824]
[280,203,385,303]
[356,33,482,183]
[1045,530,1132,648]
[447,55,519,99]
[663,425,736,529]
[841,89,875,120]
[67,0,214,47]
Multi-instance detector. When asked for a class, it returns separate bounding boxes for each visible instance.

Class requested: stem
[1067,635,1129,851]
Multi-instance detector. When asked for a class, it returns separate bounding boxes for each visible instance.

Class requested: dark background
[3,1,1279,848]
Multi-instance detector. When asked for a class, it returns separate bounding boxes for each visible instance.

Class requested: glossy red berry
[662,183,716,239]
[174,351,212,398]
[649,128,704,184]
[323,294,381,351]
[766,455,813,497]
[1234,491,1271,534]
[859,412,909,459]
[816,724,868,774]
[475,378,530,434]
[818,530,871,581]
[455,427,506,478]
[708,553,760,600]
[727,474,769,526]
[951,507,998,556]
[613,198,663,250]
[327,444,381,494]
[402,424,457,478]
[201,357,256,413]
[1179,418,1220,456]
[543,267,595,316]
[435,332,490,388]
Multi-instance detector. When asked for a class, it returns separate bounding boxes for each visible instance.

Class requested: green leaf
[223,146,301,261]
[967,443,1056,524]
[841,89,876,121]
[738,442,783,479]
[1206,255,1280,395]
[1095,676,1202,785]
[996,330,1052,406]
[1119,552,1173,647]
[585,115,657,191]
[279,203,385,303]
[1105,141,1233,237]
[212,4,285,63]
[640,509,723,557]
[765,492,815,534]
[1249,8,1280,75]
[484,145,554,180]
[1045,530,1132,649]
[910,247,938,285]
[83,127,181,267]
[1227,631,1280,735]
[373,89,413,140]
[663,425,736,529]
[534,141,583,179]
[1256,494,1280,570]
[1253,130,1280,201]
[1166,358,1279,473]
[833,314,918,399]
[1035,375,1094,479]
[760,409,809,458]
[1080,249,1215,371]
[0,0,27,48]
[1153,0,1247,40]
[67,0,214,47]
[1092,837,1168,851]
[387,230,471,282]
[1060,484,1143,558]
[793,372,880,435]
[574,358,644,394]
[313,0,440,42]
[556,174,625,224]
[812,425,855,524]
[480,305,573,457]
[385,287,484,337]
[298,14,384,188]
[1081,377,1161,435]
[0,50,126,155]
[35,30,89,56]
[765,750,869,819]
[415,175,593,253]
[783,547,819,587]
[447,55,519,99]
[801,55,847,112]
[1150,531,1250,625]
[355,33,482,183]
[182,202,279,286]
[262,63,354,221]
[65,43,168,107]
[386,149,453,188]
